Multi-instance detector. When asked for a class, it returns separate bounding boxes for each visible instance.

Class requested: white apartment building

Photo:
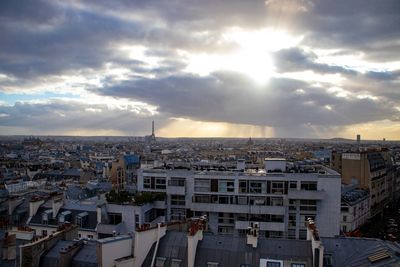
[137,159,341,239]
[340,186,370,233]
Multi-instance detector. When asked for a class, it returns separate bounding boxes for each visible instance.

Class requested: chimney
[52,194,64,219]
[29,197,45,217]
[96,205,103,224]
[188,217,207,267]
[306,219,324,267]
[246,222,259,248]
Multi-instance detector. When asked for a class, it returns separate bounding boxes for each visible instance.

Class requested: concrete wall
[98,236,133,267]
[317,177,341,237]
[134,224,166,267]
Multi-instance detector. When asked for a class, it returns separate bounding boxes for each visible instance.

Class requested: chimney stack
[306,218,324,267]
[246,222,259,248]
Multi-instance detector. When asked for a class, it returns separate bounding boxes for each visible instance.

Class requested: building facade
[137,159,341,239]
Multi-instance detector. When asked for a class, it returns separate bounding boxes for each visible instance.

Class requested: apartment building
[110,154,140,191]
[332,149,393,217]
[137,158,341,239]
[340,186,370,233]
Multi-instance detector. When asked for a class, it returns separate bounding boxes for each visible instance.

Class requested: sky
[0,0,399,139]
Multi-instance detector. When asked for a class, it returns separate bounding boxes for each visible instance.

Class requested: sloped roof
[322,237,400,266]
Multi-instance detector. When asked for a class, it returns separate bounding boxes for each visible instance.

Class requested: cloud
[0,0,399,138]
[0,99,164,135]
[94,71,400,130]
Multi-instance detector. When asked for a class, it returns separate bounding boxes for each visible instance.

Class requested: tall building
[357,134,361,144]
[137,158,341,239]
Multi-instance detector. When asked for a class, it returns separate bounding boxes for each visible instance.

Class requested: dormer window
[42,209,52,225]
[76,212,88,227]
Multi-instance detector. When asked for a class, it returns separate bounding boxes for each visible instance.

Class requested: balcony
[287,189,325,200]
[190,202,285,214]
[235,221,285,232]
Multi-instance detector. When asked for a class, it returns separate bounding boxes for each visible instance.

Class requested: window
[218,213,234,224]
[267,231,283,239]
[143,177,151,189]
[238,196,248,205]
[219,180,234,193]
[218,226,234,234]
[291,264,305,267]
[271,181,284,194]
[271,197,283,206]
[108,213,122,225]
[300,181,317,191]
[171,208,186,220]
[42,230,47,236]
[171,195,185,206]
[249,181,266,194]
[155,257,166,267]
[299,229,307,240]
[155,178,166,189]
[300,200,317,211]
[207,262,219,267]
[239,180,248,193]
[169,178,185,187]
[289,213,296,227]
[171,259,182,267]
[194,179,210,192]
[323,254,333,267]
[289,182,297,189]
[88,234,94,239]
[266,261,282,267]
[343,216,347,222]
[193,195,210,203]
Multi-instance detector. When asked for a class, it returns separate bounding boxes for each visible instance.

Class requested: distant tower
[356,134,361,144]
[145,120,156,145]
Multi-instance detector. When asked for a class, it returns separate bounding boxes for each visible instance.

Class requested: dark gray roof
[66,185,87,200]
[142,231,313,267]
[72,240,97,267]
[39,240,73,267]
[322,237,400,266]
[196,234,312,267]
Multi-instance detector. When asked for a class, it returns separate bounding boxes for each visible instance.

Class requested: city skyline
[0,0,399,139]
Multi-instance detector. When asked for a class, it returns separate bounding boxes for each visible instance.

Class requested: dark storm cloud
[296,0,400,61]
[273,48,357,75]
[94,72,400,128]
